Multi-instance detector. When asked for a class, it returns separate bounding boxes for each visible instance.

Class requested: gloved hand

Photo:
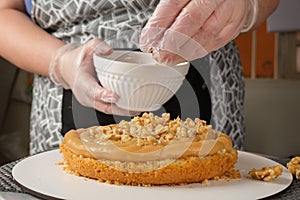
[140,0,259,65]
[49,38,135,115]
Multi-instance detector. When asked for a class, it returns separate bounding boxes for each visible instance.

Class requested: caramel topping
[63,113,233,162]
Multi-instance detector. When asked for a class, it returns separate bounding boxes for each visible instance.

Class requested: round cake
[60,113,238,185]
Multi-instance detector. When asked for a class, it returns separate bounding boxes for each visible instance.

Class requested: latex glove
[49,38,135,115]
[140,0,259,65]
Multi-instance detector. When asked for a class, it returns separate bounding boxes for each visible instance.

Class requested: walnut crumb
[56,161,64,165]
[249,165,282,182]
[201,179,209,185]
[85,113,210,146]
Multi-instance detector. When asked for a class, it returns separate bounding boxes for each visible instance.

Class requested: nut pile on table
[287,156,300,180]
[249,165,283,182]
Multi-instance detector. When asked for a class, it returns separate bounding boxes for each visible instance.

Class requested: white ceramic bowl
[93,50,190,111]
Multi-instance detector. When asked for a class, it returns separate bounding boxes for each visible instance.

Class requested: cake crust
[60,142,238,185]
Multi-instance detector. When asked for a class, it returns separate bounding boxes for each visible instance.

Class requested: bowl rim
[93,50,189,68]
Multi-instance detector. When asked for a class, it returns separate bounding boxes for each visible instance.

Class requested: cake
[60,113,238,185]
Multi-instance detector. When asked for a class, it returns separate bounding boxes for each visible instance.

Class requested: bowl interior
[100,50,155,64]
[93,50,190,77]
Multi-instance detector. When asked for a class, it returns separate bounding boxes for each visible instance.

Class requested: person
[0,0,279,155]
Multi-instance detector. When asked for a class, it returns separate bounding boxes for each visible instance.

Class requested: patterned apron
[28,0,245,154]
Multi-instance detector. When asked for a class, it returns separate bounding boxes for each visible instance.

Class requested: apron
[29,0,245,154]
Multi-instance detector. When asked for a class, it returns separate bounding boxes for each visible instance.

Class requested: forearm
[0,9,64,76]
[251,0,279,30]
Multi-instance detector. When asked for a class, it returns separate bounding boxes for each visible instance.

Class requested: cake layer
[60,142,238,185]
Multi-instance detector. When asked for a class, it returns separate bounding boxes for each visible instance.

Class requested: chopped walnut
[249,165,283,182]
[86,113,211,146]
[287,156,300,179]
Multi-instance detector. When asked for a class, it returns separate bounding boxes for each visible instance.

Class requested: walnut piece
[287,156,300,179]
[248,165,283,182]
[94,113,210,145]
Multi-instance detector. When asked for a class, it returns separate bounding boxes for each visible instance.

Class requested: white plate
[12,150,293,200]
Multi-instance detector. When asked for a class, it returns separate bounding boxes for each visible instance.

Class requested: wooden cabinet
[234,22,277,78]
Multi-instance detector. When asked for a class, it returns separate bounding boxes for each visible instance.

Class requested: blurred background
[0,0,299,165]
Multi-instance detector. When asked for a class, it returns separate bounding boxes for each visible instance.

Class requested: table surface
[0,153,299,200]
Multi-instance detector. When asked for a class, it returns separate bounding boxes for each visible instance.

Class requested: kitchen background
[0,0,299,165]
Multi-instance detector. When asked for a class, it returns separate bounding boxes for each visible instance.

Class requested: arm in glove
[49,38,135,116]
[140,0,276,65]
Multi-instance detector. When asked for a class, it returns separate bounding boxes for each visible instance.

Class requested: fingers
[187,1,231,53]
[72,39,133,115]
[142,0,248,65]
[140,0,218,53]
[82,38,113,58]
[140,0,190,52]
[73,77,139,116]
[151,0,190,26]
[94,101,141,116]
[94,41,113,56]
[149,0,220,65]
[92,83,141,116]
[93,84,140,116]
[151,31,208,65]
[162,0,219,49]
[140,0,220,64]
[73,70,139,116]
[94,84,119,103]
[151,49,186,65]
[72,66,118,104]
[192,0,246,52]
